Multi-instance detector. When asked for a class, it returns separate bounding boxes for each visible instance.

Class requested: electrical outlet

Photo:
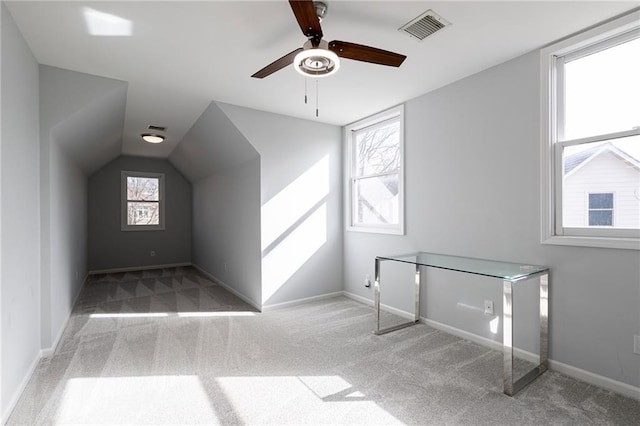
[484,299,494,315]
[634,335,640,355]
[150,250,156,257]
[364,274,371,288]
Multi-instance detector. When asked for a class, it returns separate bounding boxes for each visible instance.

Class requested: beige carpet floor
[7,266,640,425]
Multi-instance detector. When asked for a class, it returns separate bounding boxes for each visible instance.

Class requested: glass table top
[377,252,548,281]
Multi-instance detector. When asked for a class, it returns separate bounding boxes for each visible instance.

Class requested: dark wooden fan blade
[251,48,304,78]
[329,40,406,67]
[289,0,322,42]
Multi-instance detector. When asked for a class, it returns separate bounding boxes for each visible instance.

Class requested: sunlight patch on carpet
[56,376,216,424]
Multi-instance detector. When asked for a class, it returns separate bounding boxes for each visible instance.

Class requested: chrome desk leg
[503,272,550,396]
[539,273,549,372]
[503,280,514,396]
[374,257,420,335]
[374,257,381,334]
[414,264,421,322]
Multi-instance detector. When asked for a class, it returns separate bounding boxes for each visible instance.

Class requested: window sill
[542,235,640,250]
[121,226,165,232]
[347,225,404,236]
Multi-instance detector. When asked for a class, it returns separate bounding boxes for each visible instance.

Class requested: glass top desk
[374,252,549,396]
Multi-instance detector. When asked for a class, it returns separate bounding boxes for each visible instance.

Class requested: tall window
[345,105,404,234]
[541,11,640,249]
[121,171,165,231]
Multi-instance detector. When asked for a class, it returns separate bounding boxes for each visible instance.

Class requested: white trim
[88,262,191,275]
[548,359,640,401]
[344,104,405,235]
[343,291,639,400]
[262,291,344,311]
[191,264,262,312]
[2,350,42,424]
[540,10,640,250]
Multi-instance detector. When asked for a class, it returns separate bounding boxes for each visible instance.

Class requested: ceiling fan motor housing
[294,40,340,77]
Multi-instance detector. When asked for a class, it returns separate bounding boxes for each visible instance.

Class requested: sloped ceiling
[169,101,259,182]
[6,1,638,163]
[40,65,127,175]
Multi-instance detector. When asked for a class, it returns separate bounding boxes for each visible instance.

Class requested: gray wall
[218,103,343,307]
[47,140,87,346]
[1,3,41,419]
[88,156,192,271]
[344,51,640,388]
[171,100,261,307]
[193,158,262,308]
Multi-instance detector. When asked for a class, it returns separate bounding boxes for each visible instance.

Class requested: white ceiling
[5,1,638,158]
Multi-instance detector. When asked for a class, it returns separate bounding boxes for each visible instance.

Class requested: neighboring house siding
[564,150,640,228]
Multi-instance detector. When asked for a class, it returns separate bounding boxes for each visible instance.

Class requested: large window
[121,171,165,231]
[541,11,640,249]
[345,105,404,234]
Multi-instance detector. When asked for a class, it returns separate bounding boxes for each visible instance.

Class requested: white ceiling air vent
[399,9,450,42]
[148,125,166,131]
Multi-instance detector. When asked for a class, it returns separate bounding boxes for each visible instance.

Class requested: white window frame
[121,171,165,231]
[540,10,640,250]
[345,104,405,235]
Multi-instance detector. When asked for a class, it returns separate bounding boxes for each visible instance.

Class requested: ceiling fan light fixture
[293,45,340,78]
[141,133,165,144]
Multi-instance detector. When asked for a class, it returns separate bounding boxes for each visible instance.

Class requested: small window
[541,11,640,249]
[345,105,404,234]
[121,171,165,231]
[588,193,613,227]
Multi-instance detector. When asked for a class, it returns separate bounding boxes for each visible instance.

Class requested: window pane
[354,174,399,226]
[589,210,613,226]
[588,193,613,209]
[127,177,159,201]
[128,202,159,225]
[355,120,400,177]
[563,36,640,140]
[563,135,640,229]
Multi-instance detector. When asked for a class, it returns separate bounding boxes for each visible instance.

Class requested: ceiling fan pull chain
[304,78,308,104]
[316,79,319,118]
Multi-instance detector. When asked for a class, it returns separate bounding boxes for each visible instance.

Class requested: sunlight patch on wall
[262,203,327,302]
[56,376,216,424]
[261,155,329,251]
[83,8,133,36]
[261,155,331,303]
[216,375,402,424]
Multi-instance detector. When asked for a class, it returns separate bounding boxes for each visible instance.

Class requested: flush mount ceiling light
[141,133,164,144]
[293,40,340,78]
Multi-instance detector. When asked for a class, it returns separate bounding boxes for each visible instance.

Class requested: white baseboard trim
[343,291,639,400]
[343,291,415,322]
[262,291,344,311]
[191,264,261,312]
[88,262,191,275]
[547,359,640,401]
[2,349,42,424]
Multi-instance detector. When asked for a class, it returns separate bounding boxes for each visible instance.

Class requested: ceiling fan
[251,0,407,79]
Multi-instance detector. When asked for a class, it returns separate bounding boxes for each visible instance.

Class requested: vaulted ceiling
[6,1,637,161]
